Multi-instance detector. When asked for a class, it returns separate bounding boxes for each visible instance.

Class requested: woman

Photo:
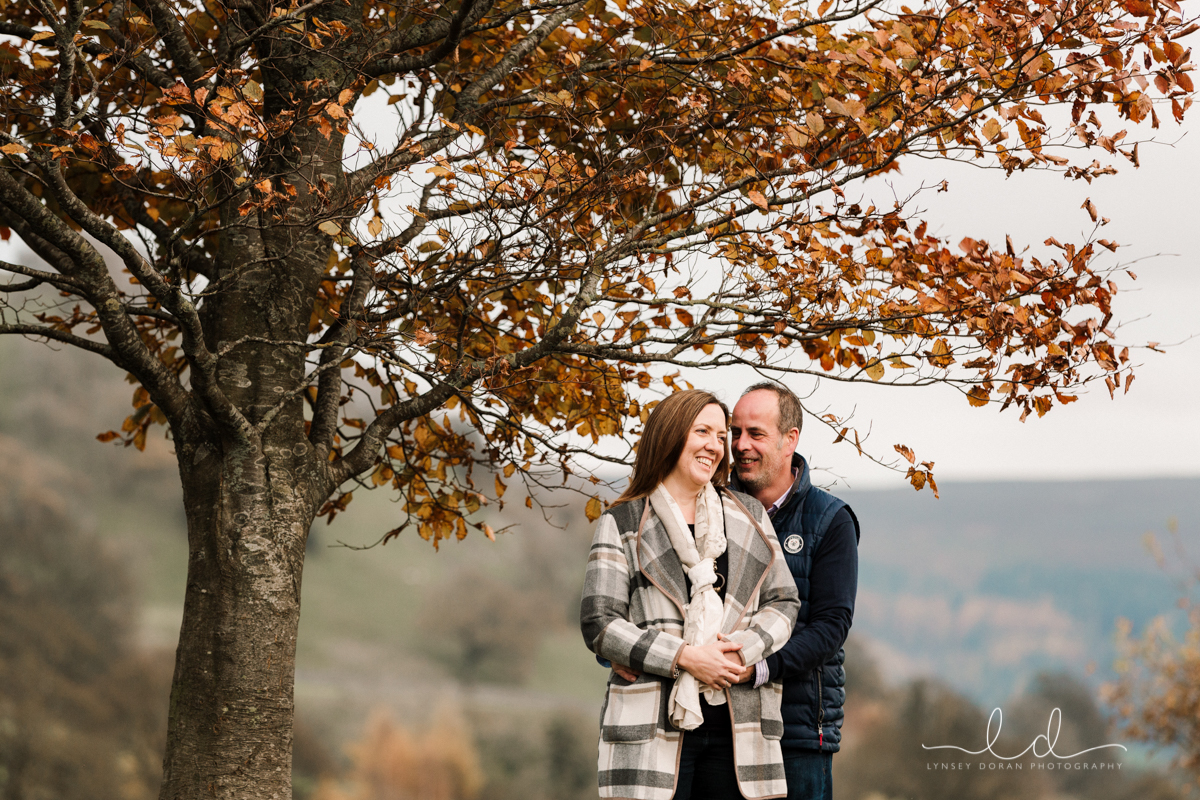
[581,390,800,800]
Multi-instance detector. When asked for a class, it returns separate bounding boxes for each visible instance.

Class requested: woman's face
[667,403,728,491]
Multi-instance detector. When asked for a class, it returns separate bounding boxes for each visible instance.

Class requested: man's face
[730,390,798,493]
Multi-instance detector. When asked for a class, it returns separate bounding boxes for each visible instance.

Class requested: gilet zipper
[816,668,824,748]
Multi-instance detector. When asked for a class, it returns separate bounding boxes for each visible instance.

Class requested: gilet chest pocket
[600,680,662,743]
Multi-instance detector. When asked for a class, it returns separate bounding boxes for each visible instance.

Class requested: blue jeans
[671,730,741,800]
[783,750,833,800]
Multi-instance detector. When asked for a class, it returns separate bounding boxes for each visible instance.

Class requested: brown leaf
[586,497,603,522]
[982,118,1003,143]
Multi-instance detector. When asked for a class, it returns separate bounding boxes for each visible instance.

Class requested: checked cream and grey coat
[580,487,800,800]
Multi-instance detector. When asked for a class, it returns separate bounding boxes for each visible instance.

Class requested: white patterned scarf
[649,482,729,731]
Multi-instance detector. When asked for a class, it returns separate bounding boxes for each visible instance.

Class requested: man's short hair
[741,381,803,437]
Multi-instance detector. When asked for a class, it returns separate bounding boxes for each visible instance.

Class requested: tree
[1105,527,1200,792]
[312,707,484,800]
[836,678,1046,800]
[0,0,1191,794]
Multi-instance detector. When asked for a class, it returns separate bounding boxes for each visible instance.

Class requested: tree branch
[309,252,376,457]
[366,0,494,77]
[34,157,252,439]
[456,0,586,109]
[0,164,194,424]
[131,0,207,84]
[226,0,340,58]
[0,323,120,362]
[328,246,604,488]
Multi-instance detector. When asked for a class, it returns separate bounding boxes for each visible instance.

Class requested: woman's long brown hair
[614,389,730,503]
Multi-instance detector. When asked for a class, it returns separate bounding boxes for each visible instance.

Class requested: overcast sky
[777,115,1200,490]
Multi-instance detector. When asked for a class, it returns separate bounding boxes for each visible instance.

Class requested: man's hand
[677,640,744,688]
[718,633,756,684]
[612,663,642,682]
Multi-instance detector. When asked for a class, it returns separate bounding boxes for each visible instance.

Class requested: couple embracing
[581,384,860,800]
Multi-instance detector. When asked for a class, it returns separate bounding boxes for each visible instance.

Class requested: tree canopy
[2,0,1191,541]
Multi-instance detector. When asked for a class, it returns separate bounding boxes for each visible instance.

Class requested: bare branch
[0,323,120,362]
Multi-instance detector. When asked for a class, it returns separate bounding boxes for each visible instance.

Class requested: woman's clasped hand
[676,640,743,689]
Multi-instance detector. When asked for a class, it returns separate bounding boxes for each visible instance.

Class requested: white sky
[770,116,1200,489]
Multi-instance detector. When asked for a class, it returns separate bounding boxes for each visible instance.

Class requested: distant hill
[839,477,1200,704]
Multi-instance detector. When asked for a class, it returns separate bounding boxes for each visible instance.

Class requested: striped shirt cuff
[753,659,769,688]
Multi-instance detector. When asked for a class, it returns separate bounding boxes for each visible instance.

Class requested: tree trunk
[152,71,342,793]
[158,432,319,800]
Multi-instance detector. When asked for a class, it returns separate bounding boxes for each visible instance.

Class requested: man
[727,382,859,800]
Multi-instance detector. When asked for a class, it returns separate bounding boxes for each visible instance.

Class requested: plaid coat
[580,488,800,800]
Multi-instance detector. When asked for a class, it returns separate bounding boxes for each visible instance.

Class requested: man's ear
[784,427,800,453]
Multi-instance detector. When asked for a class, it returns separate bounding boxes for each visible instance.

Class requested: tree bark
[160,433,318,800]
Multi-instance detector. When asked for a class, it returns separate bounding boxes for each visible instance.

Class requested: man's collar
[766,469,800,516]
[730,453,810,518]
[766,454,807,517]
